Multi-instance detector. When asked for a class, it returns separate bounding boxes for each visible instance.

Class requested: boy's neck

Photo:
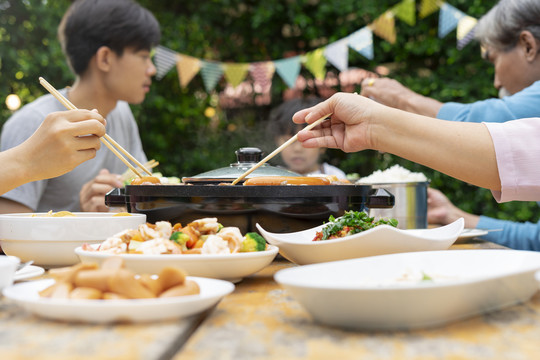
[67,76,118,118]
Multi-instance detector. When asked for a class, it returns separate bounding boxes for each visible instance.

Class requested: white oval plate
[257,218,463,265]
[2,277,234,324]
[14,265,45,281]
[458,228,489,239]
[75,245,279,283]
[274,249,540,330]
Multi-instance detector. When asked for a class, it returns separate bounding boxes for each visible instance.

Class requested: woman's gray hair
[475,0,540,51]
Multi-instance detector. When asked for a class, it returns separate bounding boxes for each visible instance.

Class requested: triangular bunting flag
[304,48,327,80]
[324,38,349,72]
[419,0,440,19]
[371,11,396,44]
[223,63,250,88]
[348,27,374,60]
[274,56,302,88]
[457,16,478,50]
[392,0,416,26]
[438,3,465,38]
[200,61,224,92]
[249,61,275,92]
[154,45,179,80]
[176,54,201,88]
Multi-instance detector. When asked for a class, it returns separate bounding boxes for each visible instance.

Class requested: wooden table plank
[0,290,207,360]
[177,244,540,360]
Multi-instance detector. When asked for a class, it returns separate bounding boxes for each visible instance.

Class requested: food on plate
[130,176,162,185]
[31,210,76,217]
[313,210,398,241]
[83,217,268,255]
[357,268,459,287]
[112,212,132,216]
[41,257,199,299]
[243,176,331,186]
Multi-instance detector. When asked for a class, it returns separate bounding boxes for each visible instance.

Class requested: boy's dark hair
[58,0,161,75]
[268,97,324,139]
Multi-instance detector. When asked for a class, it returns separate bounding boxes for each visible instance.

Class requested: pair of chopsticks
[39,77,151,178]
[230,113,332,185]
[121,159,159,182]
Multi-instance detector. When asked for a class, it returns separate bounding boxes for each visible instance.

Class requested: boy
[0,0,160,213]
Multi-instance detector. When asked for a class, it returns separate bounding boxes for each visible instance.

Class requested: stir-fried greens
[313,211,398,241]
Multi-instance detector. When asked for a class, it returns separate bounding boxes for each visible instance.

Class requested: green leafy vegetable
[314,211,398,241]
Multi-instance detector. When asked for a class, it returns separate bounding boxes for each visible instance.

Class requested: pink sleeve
[484,118,540,202]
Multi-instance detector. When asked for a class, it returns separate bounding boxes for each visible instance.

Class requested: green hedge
[1,0,538,223]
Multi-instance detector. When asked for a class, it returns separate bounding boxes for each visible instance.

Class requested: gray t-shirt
[0,89,147,211]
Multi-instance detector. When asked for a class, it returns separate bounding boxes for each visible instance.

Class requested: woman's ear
[519,30,539,62]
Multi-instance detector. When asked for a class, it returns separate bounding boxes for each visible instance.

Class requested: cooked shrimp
[188,217,220,234]
[216,227,243,253]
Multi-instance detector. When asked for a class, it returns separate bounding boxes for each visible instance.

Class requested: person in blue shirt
[361,0,540,250]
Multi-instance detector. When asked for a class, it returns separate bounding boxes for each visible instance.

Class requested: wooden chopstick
[39,77,152,178]
[121,159,159,182]
[231,113,332,185]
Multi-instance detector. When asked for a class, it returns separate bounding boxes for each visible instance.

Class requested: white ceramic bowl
[75,244,279,283]
[257,218,464,265]
[275,249,540,330]
[0,255,20,289]
[0,213,146,267]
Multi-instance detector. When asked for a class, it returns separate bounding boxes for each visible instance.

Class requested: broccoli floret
[240,232,266,252]
[170,231,190,250]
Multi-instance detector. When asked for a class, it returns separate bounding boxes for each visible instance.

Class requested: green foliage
[1,0,538,224]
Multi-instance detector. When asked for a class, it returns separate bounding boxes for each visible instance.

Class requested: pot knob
[235,147,264,164]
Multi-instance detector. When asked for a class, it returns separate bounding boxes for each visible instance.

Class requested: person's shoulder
[3,94,65,132]
[321,163,347,178]
[108,100,135,121]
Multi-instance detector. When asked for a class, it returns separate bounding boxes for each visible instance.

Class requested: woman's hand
[292,93,383,153]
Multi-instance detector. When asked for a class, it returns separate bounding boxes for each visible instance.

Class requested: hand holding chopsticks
[231,113,332,185]
[39,77,151,178]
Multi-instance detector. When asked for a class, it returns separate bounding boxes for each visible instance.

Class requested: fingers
[292,98,333,125]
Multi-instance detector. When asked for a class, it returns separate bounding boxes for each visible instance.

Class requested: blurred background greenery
[1,0,538,223]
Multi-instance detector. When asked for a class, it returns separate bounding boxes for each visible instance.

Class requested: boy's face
[276,134,324,175]
[105,47,157,104]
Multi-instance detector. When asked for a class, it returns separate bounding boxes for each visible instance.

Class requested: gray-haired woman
[360,0,540,122]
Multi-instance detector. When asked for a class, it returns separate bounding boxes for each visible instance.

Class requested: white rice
[357,164,428,184]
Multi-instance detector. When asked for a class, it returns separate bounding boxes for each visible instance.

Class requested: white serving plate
[13,265,45,281]
[274,249,540,330]
[2,277,234,324]
[459,228,489,239]
[0,212,146,267]
[75,244,279,283]
[257,218,463,265]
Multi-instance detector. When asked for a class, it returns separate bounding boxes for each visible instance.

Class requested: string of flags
[154,0,479,93]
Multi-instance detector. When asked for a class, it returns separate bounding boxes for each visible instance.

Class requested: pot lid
[182,147,301,183]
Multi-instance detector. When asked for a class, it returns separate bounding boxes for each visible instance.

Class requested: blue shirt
[437,80,540,250]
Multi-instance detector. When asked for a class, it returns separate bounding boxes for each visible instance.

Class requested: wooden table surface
[2,240,540,360]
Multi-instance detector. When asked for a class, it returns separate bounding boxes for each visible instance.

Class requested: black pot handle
[366,188,395,209]
[105,188,127,208]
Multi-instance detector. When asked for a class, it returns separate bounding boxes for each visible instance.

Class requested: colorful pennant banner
[155,0,481,92]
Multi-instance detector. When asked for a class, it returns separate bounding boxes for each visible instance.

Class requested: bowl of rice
[356,165,429,229]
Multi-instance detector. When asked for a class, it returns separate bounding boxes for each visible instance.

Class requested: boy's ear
[95,46,114,72]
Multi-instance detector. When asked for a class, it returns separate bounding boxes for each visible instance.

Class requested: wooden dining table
[2,238,540,360]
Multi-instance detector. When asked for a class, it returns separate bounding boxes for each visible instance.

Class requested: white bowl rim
[75,243,279,260]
